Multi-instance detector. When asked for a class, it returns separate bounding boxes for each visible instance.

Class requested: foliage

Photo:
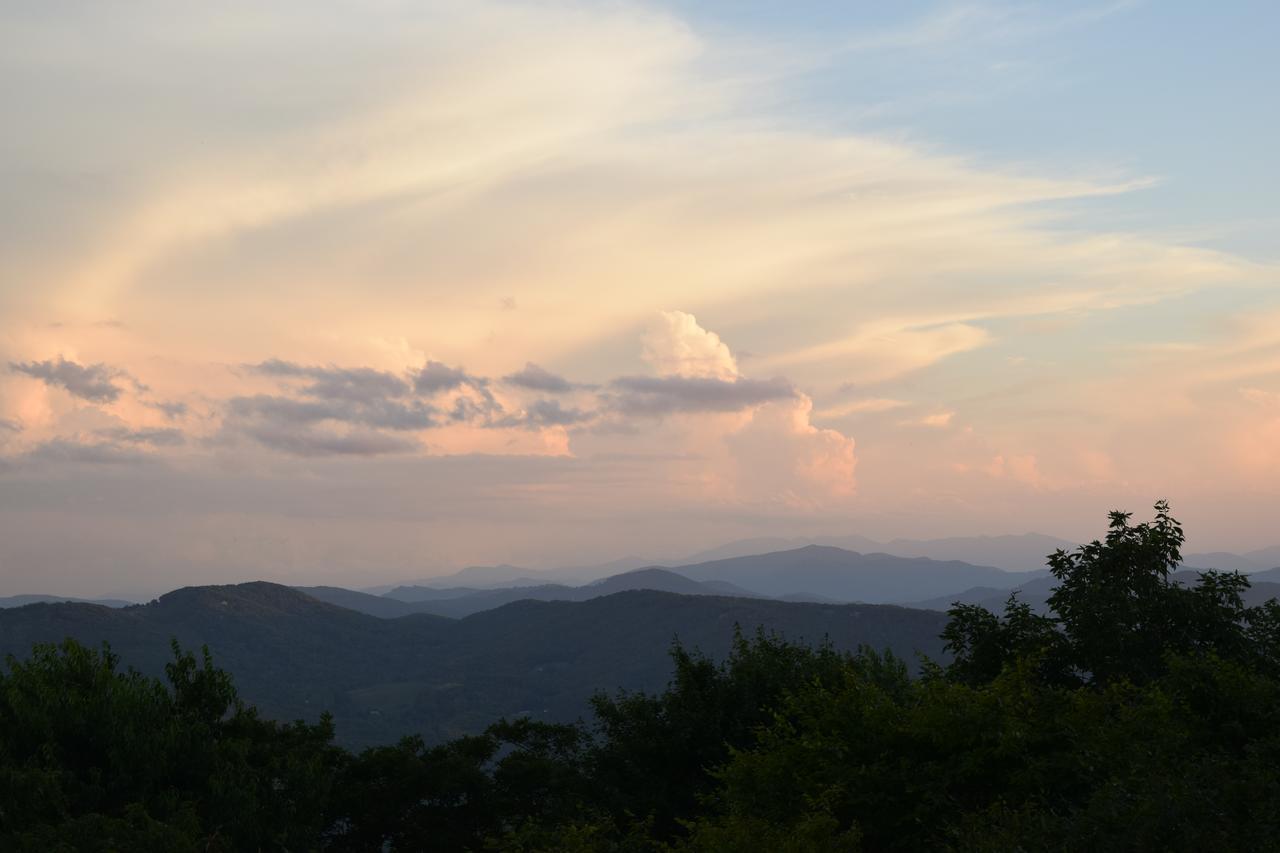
[0,639,341,850]
[676,502,1280,851]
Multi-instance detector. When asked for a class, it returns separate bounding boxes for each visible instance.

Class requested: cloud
[494,398,592,430]
[768,321,992,382]
[224,355,580,455]
[94,427,186,447]
[238,422,420,457]
[224,361,443,455]
[1240,387,1280,407]
[250,359,412,403]
[0,418,20,433]
[608,375,796,417]
[147,400,189,419]
[985,453,1046,489]
[227,393,435,432]
[414,361,479,395]
[814,398,907,418]
[502,362,575,393]
[904,410,955,429]
[643,311,739,380]
[9,357,126,403]
[724,394,857,505]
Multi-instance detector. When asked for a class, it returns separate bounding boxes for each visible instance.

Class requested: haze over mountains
[333,541,1280,621]
[6,533,1278,614]
[310,546,1041,620]
[369,534,1280,594]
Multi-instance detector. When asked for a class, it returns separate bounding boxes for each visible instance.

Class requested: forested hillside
[0,585,946,747]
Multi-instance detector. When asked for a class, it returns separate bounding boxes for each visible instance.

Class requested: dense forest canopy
[3,502,1279,851]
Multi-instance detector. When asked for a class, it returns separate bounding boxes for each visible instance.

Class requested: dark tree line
[3,502,1279,851]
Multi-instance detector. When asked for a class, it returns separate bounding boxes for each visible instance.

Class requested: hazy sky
[2,1,1278,595]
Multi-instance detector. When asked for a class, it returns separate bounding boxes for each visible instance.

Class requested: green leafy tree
[0,639,340,851]
[946,500,1280,687]
[677,503,1280,851]
[586,628,854,840]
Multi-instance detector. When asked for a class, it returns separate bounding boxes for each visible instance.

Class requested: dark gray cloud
[240,423,419,457]
[493,399,593,430]
[607,375,797,416]
[95,427,186,447]
[225,358,463,457]
[227,394,436,431]
[525,399,591,426]
[446,395,502,424]
[9,357,126,403]
[414,361,480,395]
[148,400,189,419]
[0,418,20,433]
[250,359,411,403]
[214,355,804,456]
[502,362,574,393]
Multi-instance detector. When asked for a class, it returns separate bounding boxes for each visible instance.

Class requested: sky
[1,1,1278,596]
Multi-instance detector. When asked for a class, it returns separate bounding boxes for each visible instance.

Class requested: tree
[946,500,1280,687]
[678,503,1280,851]
[0,639,341,851]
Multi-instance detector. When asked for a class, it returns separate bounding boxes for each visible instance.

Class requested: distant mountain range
[1183,548,1280,573]
[672,545,1040,602]
[906,568,1280,613]
[678,533,1078,573]
[320,546,1280,622]
[373,535,1280,601]
[0,594,134,609]
[376,532,1077,590]
[346,548,1037,618]
[0,583,947,748]
[313,568,760,619]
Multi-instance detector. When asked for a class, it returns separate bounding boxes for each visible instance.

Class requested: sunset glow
[2,1,1277,595]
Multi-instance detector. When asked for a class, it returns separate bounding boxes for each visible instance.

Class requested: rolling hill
[0,582,949,748]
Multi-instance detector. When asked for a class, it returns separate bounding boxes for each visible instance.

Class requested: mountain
[679,535,883,565]
[1246,546,1280,569]
[380,584,497,603]
[0,594,134,609]
[380,555,672,591]
[381,568,762,618]
[412,564,551,589]
[366,550,1026,620]
[295,586,439,618]
[680,533,1072,573]
[1183,551,1268,573]
[582,567,756,597]
[904,576,1060,612]
[875,533,1075,572]
[674,545,1039,603]
[906,570,1280,613]
[0,582,948,748]
[1182,547,1280,573]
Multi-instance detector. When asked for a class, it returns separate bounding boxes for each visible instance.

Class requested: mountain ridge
[0,581,949,747]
